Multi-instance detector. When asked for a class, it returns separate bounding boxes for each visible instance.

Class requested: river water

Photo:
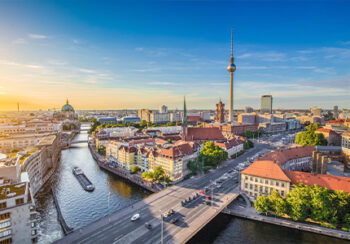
[35,128,349,244]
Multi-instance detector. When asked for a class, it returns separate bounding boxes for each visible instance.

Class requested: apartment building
[0,180,38,244]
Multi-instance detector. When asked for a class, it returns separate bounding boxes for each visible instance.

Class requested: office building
[261,95,273,114]
[244,106,254,113]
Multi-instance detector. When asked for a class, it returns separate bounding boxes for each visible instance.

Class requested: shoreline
[222,204,350,241]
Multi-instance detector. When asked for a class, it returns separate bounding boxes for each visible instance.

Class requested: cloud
[12,38,26,44]
[76,68,96,74]
[135,47,144,51]
[28,34,48,39]
[48,60,67,66]
[340,41,350,45]
[73,39,80,44]
[0,60,44,69]
[237,51,286,62]
[147,81,177,86]
[237,53,252,59]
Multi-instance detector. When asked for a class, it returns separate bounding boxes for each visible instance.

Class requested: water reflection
[35,128,150,244]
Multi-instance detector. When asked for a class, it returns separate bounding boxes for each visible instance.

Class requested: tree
[269,190,287,217]
[130,165,140,174]
[285,184,312,221]
[199,141,228,169]
[254,195,270,215]
[295,123,327,146]
[97,145,106,156]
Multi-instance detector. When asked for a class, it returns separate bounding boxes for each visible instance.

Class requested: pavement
[54,142,276,244]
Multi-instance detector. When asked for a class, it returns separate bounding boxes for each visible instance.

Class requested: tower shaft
[229,72,234,122]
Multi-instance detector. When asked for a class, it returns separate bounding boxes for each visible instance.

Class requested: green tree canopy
[199,141,228,168]
[130,165,141,174]
[254,195,270,215]
[295,123,327,146]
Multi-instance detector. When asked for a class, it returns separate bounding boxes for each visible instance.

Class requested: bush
[130,165,140,174]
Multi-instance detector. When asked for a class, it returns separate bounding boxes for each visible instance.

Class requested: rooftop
[241,160,291,182]
[284,171,350,193]
[185,127,226,141]
[0,182,27,201]
[258,146,314,166]
[36,134,57,146]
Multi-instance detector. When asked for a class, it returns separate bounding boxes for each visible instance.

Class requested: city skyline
[0,1,350,111]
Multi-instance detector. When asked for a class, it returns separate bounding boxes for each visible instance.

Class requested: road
[54,142,275,244]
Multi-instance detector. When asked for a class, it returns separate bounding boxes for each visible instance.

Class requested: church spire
[182,96,187,125]
[66,98,69,105]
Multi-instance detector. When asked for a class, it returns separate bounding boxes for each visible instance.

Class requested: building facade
[261,95,273,114]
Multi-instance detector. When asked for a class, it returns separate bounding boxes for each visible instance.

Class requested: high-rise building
[310,106,322,116]
[215,100,225,123]
[227,27,236,123]
[159,105,168,114]
[261,95,273,114]
[334,105,339,118]
[244,106,254,113]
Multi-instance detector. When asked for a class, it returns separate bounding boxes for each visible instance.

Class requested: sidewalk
[223,203,350,241]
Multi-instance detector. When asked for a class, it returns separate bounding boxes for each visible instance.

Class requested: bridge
[54,166,241,244]
[54,143,269,244]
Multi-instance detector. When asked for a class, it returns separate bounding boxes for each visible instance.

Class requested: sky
[0,0,349,111]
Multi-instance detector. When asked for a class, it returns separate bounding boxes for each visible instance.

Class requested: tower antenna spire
[231,25,233,57]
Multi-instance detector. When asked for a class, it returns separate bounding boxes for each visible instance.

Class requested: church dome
[61,99,74,112]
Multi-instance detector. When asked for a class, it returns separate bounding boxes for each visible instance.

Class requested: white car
[131,213,140,221]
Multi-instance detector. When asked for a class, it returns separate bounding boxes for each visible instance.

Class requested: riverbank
[88,142,161,193]
[222,201,350,241]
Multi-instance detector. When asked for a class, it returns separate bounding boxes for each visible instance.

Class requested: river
[35,128,349,244]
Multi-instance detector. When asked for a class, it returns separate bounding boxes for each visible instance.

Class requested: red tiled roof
[242,160,291,182]
[119,145,137,153]
[315,128,332,133]
[158,143,195,159]
[187,116,203,122]
[215,138,242,150]
[258,146,314,166]
[185,127,226,141]
[284,171,350,193]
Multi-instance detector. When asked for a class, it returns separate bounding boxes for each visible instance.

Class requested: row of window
[0,213,10,221]
[245,185,285,197]
[0,221,11,229]
[0,238,12,244]
[0,229,11,238]
[244,176,285,187]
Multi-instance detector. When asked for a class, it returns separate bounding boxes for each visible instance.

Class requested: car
[198,190,205,195]
[144,222,152,229]
[205,201,211,205]
[228,169,234,173]
[169,217,179,224]
[131,213,140,221]
[205,195,212,200]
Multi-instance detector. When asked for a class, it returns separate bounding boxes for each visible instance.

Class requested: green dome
[62,99,74,112]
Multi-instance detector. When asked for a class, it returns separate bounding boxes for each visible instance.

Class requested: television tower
[227,26,236,123]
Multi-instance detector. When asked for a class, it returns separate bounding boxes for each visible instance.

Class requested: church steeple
[66,98,69,105]
[181,96,188,141]
[182,96,187,125]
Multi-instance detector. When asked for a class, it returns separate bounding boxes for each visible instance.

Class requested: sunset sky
[0,1,349,111]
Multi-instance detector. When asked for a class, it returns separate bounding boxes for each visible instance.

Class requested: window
[281,183,285,187]
[0,238,12,244]
[265,179,268,184]
[31,230,37,236]
[276,182,279,187]
[0,213,10,221]
[260,179,263,183]
[245,183,248,189]
[270,180,274,186]
[250,177,252,181]
[0,221,11,229]
[259,186,263,192]
[31,222,36,228]
[245,176,248,180]
[0,230,11,238]
[249,184,253,190]
[281,190,285,196]
[15,198,24,205]
[255,178,258,182]
[0,202,7,210]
